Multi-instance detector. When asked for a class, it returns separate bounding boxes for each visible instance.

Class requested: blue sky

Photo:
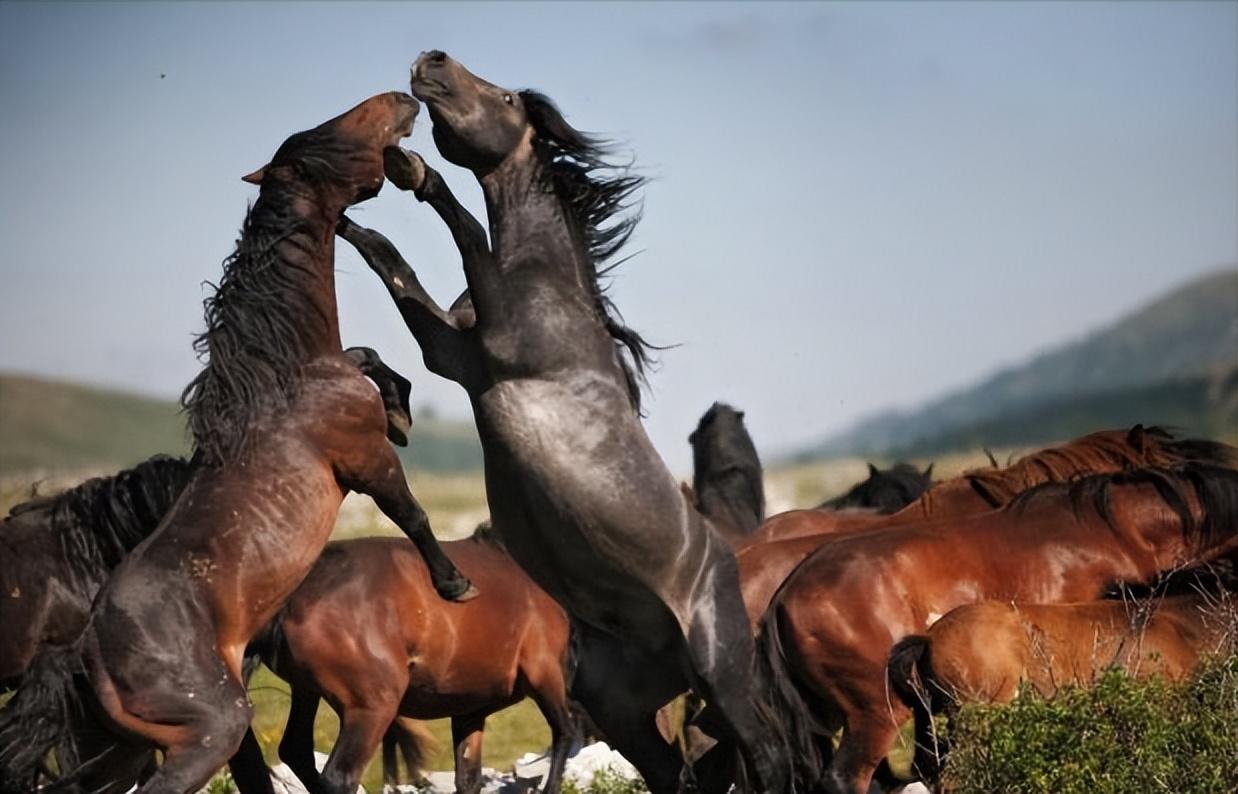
[1,2,1234,471]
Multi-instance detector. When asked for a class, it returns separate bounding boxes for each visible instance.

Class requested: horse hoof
[442,581,480,602]
[383,146,427,193]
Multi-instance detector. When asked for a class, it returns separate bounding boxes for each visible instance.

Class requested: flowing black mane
[10,456,192,581]
[1009,462,1238,552]
[521,90,655,411]
[180,130,368,465]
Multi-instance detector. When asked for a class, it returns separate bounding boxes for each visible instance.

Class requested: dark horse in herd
[2,46,1237,794]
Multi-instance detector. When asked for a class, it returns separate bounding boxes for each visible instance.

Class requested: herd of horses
[1,50,1236,794]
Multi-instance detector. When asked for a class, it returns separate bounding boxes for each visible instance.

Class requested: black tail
[887,635,945,783]
[754,605,830,794]
[0,644,87,792]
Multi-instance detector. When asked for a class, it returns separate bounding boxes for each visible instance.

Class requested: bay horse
[689,402,766,547]
[0,92,475,794]
[0,456,191,691]
[888,590,1237,786]
[334,50,786,793]
[744,425,1221,547]
[761,461,1238,794]
[233,532,576,794]
[736,426,1233,631]
[816,462,933,514]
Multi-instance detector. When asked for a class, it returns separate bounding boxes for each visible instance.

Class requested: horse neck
[480,154,591,302]
[250,186,343,355]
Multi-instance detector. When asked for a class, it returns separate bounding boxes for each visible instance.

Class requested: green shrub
[944,655,1238,793]
[562,768,649,794]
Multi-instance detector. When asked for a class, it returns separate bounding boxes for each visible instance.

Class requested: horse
[231,532,577,794]
[816,462,933,514]
[333,50,786,793]
[735,426,1238,630]
[0,92,476,794]
[760,460,1238,794]
[0,349,420,792]
[689,402,765,547]
[0,456,191,691]
[749,425,1228,547]
[888,590,1238,786]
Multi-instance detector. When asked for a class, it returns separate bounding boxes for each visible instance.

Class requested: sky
[0,1,1235,472]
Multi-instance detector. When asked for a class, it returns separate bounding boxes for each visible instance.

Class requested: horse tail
[753,604,828,794]
[0,642,87,792]
[887,634,945,782]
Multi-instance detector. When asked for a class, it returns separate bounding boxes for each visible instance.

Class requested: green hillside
[0,374,482,477]
[800,268,1238,460]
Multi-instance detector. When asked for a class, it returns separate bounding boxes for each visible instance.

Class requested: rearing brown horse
[335,51,787,793]
[0,92,474,794]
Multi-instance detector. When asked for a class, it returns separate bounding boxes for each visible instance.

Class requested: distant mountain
[799,268,1238,460]
[0,374,483,477]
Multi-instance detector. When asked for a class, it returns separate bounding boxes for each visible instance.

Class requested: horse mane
[521,90,655,412]
[180,130,372,465]
[963,426,1238,508]
[1009,463,1238,553]
[13,456,193,580]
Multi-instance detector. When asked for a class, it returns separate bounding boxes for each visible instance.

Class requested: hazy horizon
[2,2,1235,470]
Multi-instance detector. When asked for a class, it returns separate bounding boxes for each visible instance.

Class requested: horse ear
[923,463,935,479]
[241,164,269,185]
[867,462,879,477]
[1127,424,1147,453]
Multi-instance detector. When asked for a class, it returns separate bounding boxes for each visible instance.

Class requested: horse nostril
[427,50,447,63]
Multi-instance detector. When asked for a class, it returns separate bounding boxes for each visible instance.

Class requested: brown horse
[0,93,475,794]
[736,427,1237,627]
[337,52,787,793]
[761,461,1238,794]
[234,533,576,794]
[889,590,1238,785]
[744,425,1217,547]
[0,456,191,692]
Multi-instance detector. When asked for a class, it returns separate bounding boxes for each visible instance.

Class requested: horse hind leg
[681,571,787,794]
[319,704,400,794]
[278,686,323,793]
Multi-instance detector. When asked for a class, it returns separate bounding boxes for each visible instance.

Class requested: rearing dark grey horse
[335,51,787,794]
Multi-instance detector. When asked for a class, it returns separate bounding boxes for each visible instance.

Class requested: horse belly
[476,375,692,639]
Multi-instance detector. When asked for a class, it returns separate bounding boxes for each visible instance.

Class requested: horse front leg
[339,440,476,602]
[336,216,478,385]
[383,147,504,323]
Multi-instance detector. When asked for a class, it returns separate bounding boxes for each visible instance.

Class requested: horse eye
[503,94,513,105]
